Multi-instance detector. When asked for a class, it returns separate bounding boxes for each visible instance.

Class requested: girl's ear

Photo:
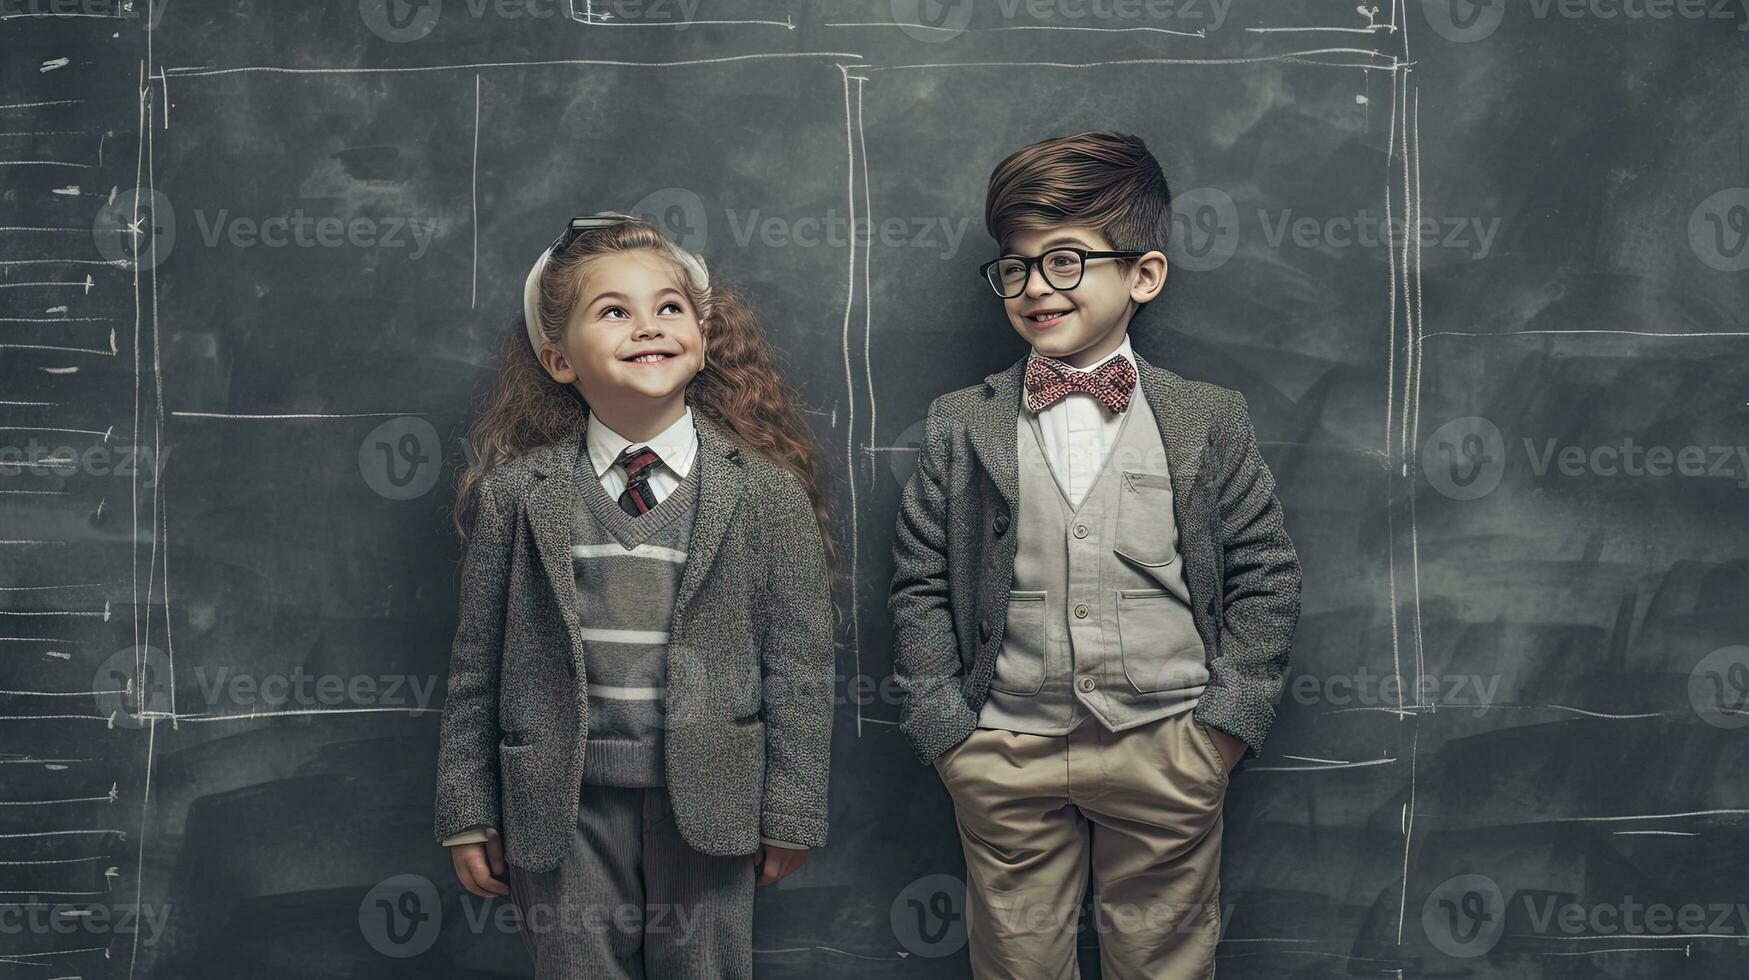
[537,342,578,385]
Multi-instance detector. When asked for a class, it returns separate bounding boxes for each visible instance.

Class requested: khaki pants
[934,710,1227,980]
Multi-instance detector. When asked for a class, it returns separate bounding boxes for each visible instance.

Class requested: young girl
[433,213,838,979]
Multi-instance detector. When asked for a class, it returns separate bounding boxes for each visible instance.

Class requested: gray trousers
[504,785,754,979]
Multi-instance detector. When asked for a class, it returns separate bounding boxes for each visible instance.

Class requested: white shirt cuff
[441,825,497,846]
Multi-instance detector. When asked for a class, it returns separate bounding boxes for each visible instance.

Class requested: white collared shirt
[585,405,699,503]
[1029,334,1141,507]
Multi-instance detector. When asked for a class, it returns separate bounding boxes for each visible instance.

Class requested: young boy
[889,131,1301,978]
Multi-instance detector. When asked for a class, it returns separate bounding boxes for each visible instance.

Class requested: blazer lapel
[673,412,745,614]
[523,409,746,667]
[967,358,1027,516]
[1133,350,1209,518]
[975,351,1206,514]
[525,419,588,667]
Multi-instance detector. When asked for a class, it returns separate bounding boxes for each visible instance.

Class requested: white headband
[521,247,553,356]
[522,214,712,358]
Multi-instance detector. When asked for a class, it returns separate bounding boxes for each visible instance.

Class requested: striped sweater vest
[571,452,701,787]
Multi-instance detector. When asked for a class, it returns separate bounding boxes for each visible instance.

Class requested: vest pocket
[1112,472,1179,568]
[1116,588,1194,694]
[989,590,1049,696]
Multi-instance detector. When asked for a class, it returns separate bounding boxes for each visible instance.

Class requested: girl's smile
[534,249,708,438]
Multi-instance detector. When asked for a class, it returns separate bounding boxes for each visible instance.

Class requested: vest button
[993,514,1010,535]
[1072,523,1089,539]
[1077,675,1097,693]
[1073,602,1089,619]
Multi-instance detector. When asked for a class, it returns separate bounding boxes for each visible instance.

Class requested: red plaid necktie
[1023,353,1137,414]
[615,445,663,516]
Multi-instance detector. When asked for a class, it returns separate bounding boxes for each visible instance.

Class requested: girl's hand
[753,843,808,885]
[451,827,509,898]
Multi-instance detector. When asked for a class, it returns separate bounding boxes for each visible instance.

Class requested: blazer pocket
[988,590,1049,697]
[1112,471,1180,568]
[1187,443,1218,522]
[496,738,544,846]
[731,706,764,726]
[725,716,767,777]
[727,663,762,722]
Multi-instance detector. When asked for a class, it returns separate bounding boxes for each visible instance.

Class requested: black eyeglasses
[546,214,637,258]
[978,246,1147,298]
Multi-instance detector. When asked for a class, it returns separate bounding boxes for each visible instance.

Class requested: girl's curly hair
[451,215,837,573]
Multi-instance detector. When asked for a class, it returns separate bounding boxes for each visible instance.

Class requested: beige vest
[977,387,1209,735]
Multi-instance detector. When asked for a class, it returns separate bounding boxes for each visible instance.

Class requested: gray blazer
[434,411,835,873]
[889,349,1301,765]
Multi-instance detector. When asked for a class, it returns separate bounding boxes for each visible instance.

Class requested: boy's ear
[1129,249,1169,305]
[537,343,578,385]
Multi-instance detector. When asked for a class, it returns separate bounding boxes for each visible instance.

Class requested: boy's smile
[998,225,1167,369]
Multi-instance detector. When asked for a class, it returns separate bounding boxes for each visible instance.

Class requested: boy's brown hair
[984,130,1172,261]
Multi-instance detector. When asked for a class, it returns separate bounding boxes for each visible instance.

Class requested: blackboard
[3,1,1746,976]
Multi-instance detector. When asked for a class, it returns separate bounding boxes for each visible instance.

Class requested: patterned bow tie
[1023,353,1137,414]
